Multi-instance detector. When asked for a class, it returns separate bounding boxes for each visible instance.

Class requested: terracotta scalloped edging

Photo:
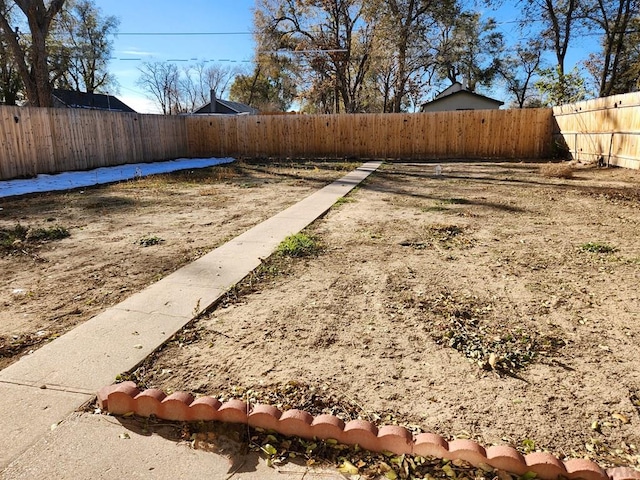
[97,382,640,480]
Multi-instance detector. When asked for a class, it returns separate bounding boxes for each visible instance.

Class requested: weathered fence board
[184,108,556,163]
[0,108,192,179]
[553,92,640,169]
[2,103,620,181]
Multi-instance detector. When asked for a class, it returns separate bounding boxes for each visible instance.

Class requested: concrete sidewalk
[1,413,343,479]
[0,161,381,479]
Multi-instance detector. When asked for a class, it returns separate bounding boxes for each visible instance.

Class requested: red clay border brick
[97,382,640,480]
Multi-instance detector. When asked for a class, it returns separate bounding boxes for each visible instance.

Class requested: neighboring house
[192,91,259,115]
[421,82,504,112]
[52,89,136,113]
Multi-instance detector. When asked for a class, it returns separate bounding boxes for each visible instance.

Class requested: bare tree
[137,61,181,115]
[585,0,639,96]
[181,61,237,111]
[202,63,236,102]
[0,0,66,107]
[499,39,544,108]
[519,0,581,76]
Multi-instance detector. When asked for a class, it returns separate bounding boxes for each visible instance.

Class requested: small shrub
[276,233,321,258]
[326,161,361,171]
[521,439,537,454]
[26,226,70,241]
[138,235,164,247]
[1,224,69,252]
[439,198,470,205]
[579,242,617,254]
[0,225,29,248]
[421,205,448,213]
[539,163,574,179]
[400,224,470,250]
[334,197,355,207]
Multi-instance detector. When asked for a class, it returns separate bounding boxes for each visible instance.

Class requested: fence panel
[553,92,640,168]
[1,106,563,181]
[0,108,193,180]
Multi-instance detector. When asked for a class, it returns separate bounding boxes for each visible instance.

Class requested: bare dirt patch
[0,160,357,369]
[130,162,640,470]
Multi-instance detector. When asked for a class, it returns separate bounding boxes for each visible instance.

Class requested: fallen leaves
[428,290,566,374]
[612,413,630,424]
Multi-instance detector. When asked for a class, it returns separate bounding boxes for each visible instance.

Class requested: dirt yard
[0,160,356,369]
[3,159,640,470]
[135,161,639,470]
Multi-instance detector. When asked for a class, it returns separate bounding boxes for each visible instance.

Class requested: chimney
[210,89,216,114]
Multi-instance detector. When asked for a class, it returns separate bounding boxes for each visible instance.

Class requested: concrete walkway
[0,161,382,479]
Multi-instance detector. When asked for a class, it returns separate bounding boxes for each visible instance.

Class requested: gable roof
[421,83,504,111]
[434,81,467,99]
[52,89,136,113]
[193,98,259,115]
[423,90,504,108]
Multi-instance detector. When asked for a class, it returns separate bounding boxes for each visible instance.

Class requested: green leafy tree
[435,11,504,92]
[229,65,296,112]
[52,0,119,93]
[0,5,22,104]
[513,0,587,102]
[534,66,588,106]
[254,0,374,113]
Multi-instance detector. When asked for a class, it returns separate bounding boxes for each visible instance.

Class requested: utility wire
[112,26,636,38]
[117,32,252,36]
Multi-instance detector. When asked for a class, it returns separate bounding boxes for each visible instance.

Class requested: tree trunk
[30,24,53,107]
[393,40,408,112]
[596,0,634,97]
[0,0,66,107]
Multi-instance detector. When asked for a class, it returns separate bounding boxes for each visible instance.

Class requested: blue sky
[94,1,598,113]
[94,0,256,113]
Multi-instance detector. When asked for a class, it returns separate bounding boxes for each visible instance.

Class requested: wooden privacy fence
[0,106,188,180]
[186,109,555,160]
[0,106,556,180]
[4,97,640,180]
[553,92,640,169]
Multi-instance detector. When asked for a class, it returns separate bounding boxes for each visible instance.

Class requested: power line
[110,57,252,63]
[112,25,634,39]
[265,49,349,54]
[116,31,252,36]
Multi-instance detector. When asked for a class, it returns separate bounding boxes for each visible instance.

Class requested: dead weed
[539,163,574,179]
[400,224,471,250]
[427,290,566,374]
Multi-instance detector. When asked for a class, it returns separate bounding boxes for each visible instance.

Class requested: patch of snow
[0,157,236,199]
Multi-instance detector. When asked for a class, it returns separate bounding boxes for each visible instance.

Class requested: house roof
[52,89,136,113]
[422,83,504,110]
[193,98,259,115]
[434,81,467,99]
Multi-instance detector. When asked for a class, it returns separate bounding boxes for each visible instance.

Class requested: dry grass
[539,162,574,179]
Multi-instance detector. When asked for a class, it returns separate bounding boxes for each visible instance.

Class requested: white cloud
[119,49,156,57]
[119,94,162,114]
